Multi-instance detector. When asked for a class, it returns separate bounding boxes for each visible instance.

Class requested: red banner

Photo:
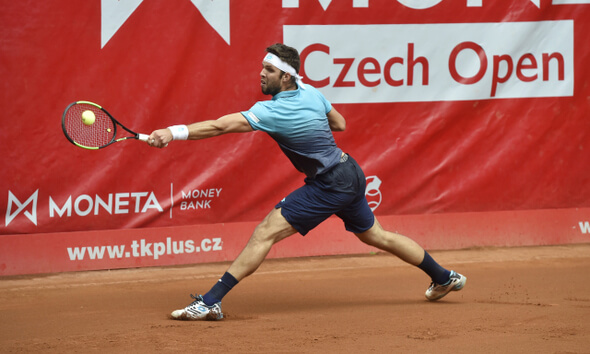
[1,0,589,275]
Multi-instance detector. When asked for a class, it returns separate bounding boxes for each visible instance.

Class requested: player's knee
[355,229,378,246]
[251,221,275,244]
[251,214,295,245]
[354,222,386,246]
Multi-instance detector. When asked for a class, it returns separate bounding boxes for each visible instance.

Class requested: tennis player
[148,43,466,320]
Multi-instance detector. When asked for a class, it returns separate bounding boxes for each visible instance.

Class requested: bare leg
[227,207,297,281]
[170,208,297,320]
[354,217,425,266]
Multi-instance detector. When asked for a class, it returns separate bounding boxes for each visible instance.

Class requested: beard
[261,80,281,96]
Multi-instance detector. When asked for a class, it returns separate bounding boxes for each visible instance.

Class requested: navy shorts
[276,154,375,236]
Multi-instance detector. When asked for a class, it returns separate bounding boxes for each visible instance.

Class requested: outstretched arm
[148,113,253,148]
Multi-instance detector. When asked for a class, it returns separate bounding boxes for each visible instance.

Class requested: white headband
[263,53,306,89]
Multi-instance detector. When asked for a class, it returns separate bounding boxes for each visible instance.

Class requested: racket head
[62,101,117,149]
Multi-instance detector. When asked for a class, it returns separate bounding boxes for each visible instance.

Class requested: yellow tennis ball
[81,110,96,125]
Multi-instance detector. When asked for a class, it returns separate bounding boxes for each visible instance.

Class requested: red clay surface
[1,244,589,353]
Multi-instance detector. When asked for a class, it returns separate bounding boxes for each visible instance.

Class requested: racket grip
[137,134,149,142]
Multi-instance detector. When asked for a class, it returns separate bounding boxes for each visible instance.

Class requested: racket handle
[137,134,149,142]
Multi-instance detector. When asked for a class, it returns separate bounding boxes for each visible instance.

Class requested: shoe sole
[170,309,223,321]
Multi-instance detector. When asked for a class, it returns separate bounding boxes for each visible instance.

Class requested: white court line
[2,244,589,292]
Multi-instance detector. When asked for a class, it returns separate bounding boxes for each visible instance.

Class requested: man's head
[266,43,300,74]
[260,43,302,96]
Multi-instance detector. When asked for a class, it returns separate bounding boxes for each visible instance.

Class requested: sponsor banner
[553,0,590,3]
[285,21,574,103]
[1,207,589,276]
[1,1,590,274]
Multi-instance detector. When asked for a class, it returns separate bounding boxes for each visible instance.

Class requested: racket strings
[64,105,115,148]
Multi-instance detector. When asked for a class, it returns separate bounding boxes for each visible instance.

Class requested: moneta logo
[5,190,38,226]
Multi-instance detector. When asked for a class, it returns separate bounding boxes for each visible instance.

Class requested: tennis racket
[62,101,149,150]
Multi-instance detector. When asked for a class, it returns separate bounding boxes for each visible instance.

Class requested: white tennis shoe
[425,270,466,301]
[171,294,223,321]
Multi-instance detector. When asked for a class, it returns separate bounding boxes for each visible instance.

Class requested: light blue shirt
[242,85,342,178]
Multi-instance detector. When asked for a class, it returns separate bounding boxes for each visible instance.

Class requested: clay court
[1,243,589,353]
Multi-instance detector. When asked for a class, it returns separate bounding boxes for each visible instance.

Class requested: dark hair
[266,43,300,74]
